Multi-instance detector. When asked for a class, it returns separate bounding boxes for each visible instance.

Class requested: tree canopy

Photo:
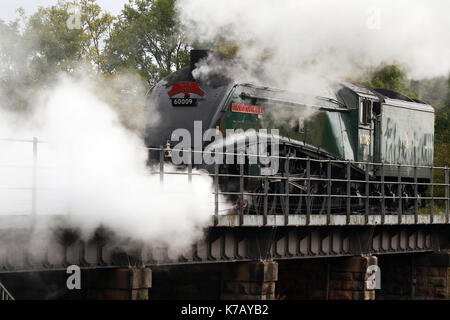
[103,0,190,85]
[364,65,420,100]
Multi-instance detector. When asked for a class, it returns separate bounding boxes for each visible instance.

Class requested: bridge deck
[214,214,450,227]
[1,213,448,231]
[0,213,448,273]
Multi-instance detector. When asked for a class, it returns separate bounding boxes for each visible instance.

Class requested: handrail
[0,281,14,300]
[0,138,448,227]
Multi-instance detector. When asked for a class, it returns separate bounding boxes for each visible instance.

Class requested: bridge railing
[0,281,14,300]
[0,137,64,216]
[0,138,448,226]
[147,146,450,226]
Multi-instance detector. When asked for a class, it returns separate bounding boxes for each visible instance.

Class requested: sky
[0,0,128,22]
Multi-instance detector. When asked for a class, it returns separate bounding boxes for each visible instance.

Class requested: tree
[433,76,450,167]
[24,1,86,79]
[411,76,448,110]
[79,0,115,71]
[0,0,116,113]
[22,0,114,80]
[0,19,30,112]
[103,0,190,85]
[363,65,419,100]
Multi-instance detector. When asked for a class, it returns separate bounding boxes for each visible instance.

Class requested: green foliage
[0,0,119,113]
[79,0,115,71]
[214,41,239,59]
[23,0,114,78]
[363,64,419,100]
[411,76,448,110]
[103,0,190,85]
[433,76,450,167]
[24,1,85,79]
[0,19,30,112]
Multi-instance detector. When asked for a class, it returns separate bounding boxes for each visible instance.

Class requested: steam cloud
[0,74,215,254]
[178,0,450,89]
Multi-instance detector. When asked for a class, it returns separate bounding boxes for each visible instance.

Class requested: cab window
[359,100,372,125]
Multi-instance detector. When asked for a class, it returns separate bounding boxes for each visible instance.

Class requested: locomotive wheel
[248,183,279,215]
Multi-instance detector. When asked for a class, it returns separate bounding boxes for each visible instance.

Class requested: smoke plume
[178,0,450,88]
[0,73,215,254]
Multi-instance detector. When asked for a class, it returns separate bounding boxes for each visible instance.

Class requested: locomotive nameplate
[231,103,264,115]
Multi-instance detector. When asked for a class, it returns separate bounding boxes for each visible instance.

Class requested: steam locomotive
[145,50,435,214]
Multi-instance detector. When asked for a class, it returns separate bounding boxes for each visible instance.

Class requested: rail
[0,138,448,227]
[148,145,449,227]
[0,281,14,300]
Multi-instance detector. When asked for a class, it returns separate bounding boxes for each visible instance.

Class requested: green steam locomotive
[145,50,434,214]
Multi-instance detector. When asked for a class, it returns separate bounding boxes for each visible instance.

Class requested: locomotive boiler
[145,50,435,215]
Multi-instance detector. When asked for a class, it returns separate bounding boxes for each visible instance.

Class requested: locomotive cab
[338,82,381,165]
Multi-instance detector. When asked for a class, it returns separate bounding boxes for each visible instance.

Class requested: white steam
[0,75,214,253]
[178,0,450,85]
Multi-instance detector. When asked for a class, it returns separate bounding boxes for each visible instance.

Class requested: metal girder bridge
[0,214,448,273]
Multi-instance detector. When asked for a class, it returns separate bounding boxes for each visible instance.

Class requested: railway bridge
[0,139,449,300]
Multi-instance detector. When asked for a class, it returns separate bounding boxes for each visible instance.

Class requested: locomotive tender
[145,50,435,214]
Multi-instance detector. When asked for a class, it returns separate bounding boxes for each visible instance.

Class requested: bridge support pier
[377,252,450,300]
[329,256,377,300]
[86,267,152,300]
[377,252,449,300]
[221,261,278,300]
[412,252,449,299]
